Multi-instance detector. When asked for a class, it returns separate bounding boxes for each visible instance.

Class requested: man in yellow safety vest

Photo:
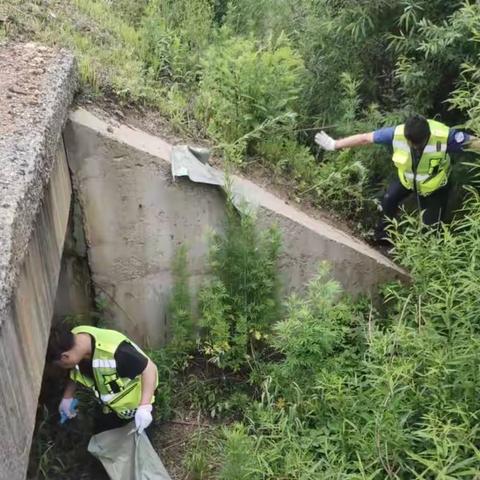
[47,325,158,435]
[315,114,479,243]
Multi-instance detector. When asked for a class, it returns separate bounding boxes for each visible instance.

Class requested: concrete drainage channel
[0,43,408,480]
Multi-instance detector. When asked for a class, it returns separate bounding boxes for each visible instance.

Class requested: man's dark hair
[404,114,430,146]
[46,327,75,362]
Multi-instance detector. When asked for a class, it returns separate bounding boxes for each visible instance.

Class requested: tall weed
[166,245,195,369]
[198,202,282,371]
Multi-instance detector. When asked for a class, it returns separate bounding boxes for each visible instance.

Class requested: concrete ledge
[0,43,76,480]
[0,43,76,320]
[0,145,72,480]
[238,177,408,296]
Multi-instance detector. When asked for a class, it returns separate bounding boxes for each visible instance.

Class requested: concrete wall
[0,43,75,480]
[64,114,227,346]
[65,109,407,348]
[0,142,72,480]
[53,194,93,322]
[241,178,407,295]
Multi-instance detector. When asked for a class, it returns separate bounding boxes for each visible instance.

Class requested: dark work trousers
[93,409,130,434]
[375,179,450,242]
[93,406,154,438]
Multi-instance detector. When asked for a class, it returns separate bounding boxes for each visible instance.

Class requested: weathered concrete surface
[66,108,407,347]
[240,177,407,295]
[0,43,76,480]
[65,110,226,345]
[53,200,93,322]
[0,143,72,480]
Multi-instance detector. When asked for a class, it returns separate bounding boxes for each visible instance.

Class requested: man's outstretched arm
[315,131,374,151]
[464,136,480,151]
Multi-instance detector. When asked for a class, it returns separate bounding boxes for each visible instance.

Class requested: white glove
[314,131,336,151]
[135,404,153,434]
[59,397,77,420]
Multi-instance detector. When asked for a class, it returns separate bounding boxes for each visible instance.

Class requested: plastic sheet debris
[170,145,258,214]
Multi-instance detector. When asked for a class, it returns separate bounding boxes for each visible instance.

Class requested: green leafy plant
[198,202,282,371]
[213,192,480,478]
[166,245,195,369]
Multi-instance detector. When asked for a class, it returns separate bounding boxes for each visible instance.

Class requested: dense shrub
[8,0,480,229]
[208,190,480,478]
[140,0,213,86]
[195,32,306,162]
[388,1,480,115]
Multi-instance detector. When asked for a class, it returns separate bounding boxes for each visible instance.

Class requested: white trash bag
[88,422,172,480]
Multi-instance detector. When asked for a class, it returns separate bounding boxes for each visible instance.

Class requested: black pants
[93,408,154,437]
[375,179,450,242]
[93,410,131,434]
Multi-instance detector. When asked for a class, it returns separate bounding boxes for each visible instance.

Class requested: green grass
[4,0,164,105]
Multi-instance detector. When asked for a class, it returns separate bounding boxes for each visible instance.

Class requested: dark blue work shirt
[373,127,470,153]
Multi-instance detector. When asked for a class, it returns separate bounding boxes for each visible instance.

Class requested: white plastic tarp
[170,145,258,213]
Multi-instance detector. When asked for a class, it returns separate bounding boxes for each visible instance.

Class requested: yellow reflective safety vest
[392,119,451,196]
[70,326,156,419]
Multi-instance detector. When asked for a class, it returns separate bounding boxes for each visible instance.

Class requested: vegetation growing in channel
[198,204,281,371]
[167,194,480,478]
[166,244,195,370]
[165,202,282,375]
[30,193,480,477]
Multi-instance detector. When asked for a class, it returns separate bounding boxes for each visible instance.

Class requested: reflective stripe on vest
[392,119,450,196]
[70,326,156,419]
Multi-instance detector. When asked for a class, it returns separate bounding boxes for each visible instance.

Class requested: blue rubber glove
[59,398,79,424]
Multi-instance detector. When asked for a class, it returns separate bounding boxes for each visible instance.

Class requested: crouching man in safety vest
[315,114,480,243]
[47,325,158,435]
